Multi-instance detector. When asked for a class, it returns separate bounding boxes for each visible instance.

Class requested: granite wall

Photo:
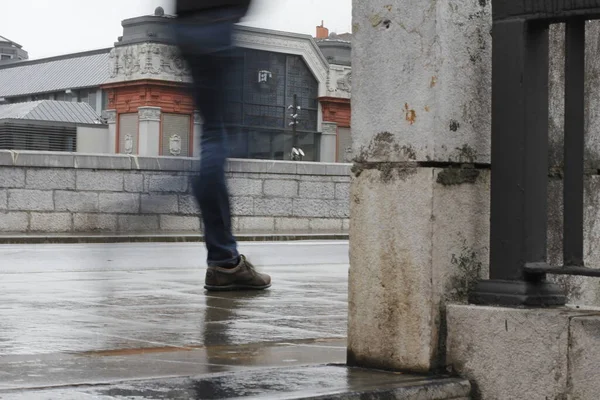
[0,151,351,234]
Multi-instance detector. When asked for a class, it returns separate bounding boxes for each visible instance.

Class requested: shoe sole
[204,283,272,292]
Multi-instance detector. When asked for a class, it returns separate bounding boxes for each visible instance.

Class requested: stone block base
[447,305,600,399]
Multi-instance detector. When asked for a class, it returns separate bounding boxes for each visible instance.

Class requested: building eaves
[0,100,103,125]
[0,35,23,48]
[0,48,112,98]
[235,25,330,69]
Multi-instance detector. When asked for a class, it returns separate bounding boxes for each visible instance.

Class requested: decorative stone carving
[124,134,134,154]
[139,44,162,75]
[169,135,182,156]
[103,110,117,124]
[325,65,352,99]
[121,47,141,78]
[138,107,161,121]
[337,72,351,92]
[161,47,189,77]
[108,49,119,78]
[322,121,338,135]
[107,43,192,83]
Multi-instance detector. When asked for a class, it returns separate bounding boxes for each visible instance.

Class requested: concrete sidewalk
[0,242,470,399]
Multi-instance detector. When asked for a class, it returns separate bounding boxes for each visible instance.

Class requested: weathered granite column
[348,0,492,372]
[320,121,338,162]
[138,107,162,157]
[105,110,117,154]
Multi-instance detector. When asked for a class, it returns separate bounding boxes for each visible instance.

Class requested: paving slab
[0,365,471,400]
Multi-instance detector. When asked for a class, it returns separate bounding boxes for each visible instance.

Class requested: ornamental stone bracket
[103,109,117,124]
[108,43,192,84]
[138,106,162,121]
[326,65,352,99]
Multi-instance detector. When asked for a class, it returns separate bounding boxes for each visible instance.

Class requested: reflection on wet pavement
[0,365,472,400]
[0,241,349,394]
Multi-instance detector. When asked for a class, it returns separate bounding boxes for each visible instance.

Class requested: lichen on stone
[446,241,484,303]
[437,168,480,186]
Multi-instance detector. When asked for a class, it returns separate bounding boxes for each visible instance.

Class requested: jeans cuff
[208,254,240,267]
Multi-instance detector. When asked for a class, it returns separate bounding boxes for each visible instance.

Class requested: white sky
[2,0,352,60]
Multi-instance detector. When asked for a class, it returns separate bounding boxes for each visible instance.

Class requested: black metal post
[563,19,586,268]
[292,94,299,149]
[469,18,566,306]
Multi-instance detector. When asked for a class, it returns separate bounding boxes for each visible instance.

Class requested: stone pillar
[105,110,117,154]
[348,0,492,372]
[193,110,202,158]
[138,107,161,157]
[320,121,338,163]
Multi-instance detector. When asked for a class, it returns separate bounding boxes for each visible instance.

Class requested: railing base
[469,280,566,307]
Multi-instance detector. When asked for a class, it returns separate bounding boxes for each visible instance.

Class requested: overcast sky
[2,0,351,60]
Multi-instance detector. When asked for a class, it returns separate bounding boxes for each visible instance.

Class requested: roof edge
[0,118,106,128]
[0,47,112,70]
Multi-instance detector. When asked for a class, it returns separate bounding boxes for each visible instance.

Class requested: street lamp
[288,94,304,161]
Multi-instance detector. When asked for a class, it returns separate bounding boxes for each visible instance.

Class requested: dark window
[101,90,109,111]
[224,48,320,161]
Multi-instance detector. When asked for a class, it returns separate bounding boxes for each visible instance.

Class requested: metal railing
[470,1,600,306]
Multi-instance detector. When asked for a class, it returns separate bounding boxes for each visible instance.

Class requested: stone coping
[0,150,352,176]
[0,232,349,244]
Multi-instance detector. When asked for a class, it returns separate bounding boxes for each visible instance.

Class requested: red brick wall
[101,80,195,155]
[320,97,351,128]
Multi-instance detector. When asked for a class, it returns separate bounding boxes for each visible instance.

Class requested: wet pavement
[0,366,471,400]
[0,242,349,395]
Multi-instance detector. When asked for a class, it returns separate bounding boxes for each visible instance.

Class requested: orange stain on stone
[405,103,417,125]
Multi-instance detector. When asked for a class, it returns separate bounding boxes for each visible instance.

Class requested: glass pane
[243,50,286,106]
[244,104,284,128]
[248,130,272,160]
[298,132,319,162]
[224,102,243,125]
[226,126,249,158]
[272,132,294,160]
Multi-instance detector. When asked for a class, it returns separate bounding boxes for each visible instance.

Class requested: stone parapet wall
[0,151,351,234]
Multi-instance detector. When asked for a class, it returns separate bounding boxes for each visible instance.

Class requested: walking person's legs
[173,10,270,291]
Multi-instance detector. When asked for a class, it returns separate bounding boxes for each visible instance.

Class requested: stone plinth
[447,305,600,399]
[348,166,489,372]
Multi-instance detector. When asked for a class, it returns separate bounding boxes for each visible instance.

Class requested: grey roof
[0,101,103,125]
[0,49,111,98]
[0,35,21,47]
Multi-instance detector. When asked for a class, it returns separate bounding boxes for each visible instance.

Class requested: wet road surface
[0,242,349,395]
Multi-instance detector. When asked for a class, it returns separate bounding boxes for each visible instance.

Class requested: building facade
[317,26,352,163]
[0,35,28,63]
[0,10,352,163]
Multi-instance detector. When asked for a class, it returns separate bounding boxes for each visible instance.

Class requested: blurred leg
[174,17,239,267]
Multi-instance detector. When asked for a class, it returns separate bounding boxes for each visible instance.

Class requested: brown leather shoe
[204,255,271,291]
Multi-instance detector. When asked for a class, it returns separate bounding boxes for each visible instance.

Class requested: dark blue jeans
[174,12,241,267]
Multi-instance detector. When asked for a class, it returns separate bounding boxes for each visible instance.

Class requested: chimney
[316,20,329,39]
